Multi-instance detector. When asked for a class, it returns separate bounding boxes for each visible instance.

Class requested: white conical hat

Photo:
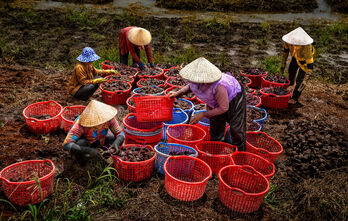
[179,57,222,83]
[282,27,313,46]
[127,27,152,46]
[78,100,118,127]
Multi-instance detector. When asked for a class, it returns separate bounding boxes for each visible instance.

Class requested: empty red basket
[218,165,269,213]
[195,141,238,174]
[133,95,174,122]
[164,156,212,201]
[112,145,156,182]
[100,80,132,105]
[167,124,206,148]
[23,100,63,134]
[60,105,86,133]
[246,131,283,163]
[0,160,56,206]
[231,152,275,180]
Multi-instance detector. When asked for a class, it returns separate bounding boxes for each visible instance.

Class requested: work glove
[105,70,119,76]
[70,143,101,159]
[150,63,154,68]
[92,78,108,84]
[138,62,145,70]
[102,133,125,159]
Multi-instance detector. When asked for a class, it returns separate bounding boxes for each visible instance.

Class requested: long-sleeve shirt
[177,84,229,118]
[283,43,315,73]
[68,62,109,95]
[63,117,122,150]
[119,27,153,64]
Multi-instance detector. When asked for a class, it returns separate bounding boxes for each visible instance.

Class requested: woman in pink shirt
[169,57,246,150]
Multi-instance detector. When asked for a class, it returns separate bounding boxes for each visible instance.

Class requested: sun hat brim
[76,54,101,63]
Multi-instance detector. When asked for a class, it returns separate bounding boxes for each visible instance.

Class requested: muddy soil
[156,0,318,13]
[0,5,347,221]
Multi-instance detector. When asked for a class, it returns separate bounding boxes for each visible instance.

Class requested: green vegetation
[65,8,103,27]
[201,16,230,30]
[261,56,282,75]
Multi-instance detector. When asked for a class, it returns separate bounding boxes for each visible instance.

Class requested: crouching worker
[63,100,125,161]
[68,47,118,101]
[169,57,246,151]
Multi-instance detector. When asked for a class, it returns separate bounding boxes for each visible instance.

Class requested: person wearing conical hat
[68,47,118,101]
[281,27,315,102]
[63,100,124,159]
[169,57,246,151]
[119,27,154,70]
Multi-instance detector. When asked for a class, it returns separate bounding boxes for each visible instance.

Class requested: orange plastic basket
[0,160,55,206]
[133,95,174,122]
[112,145,156,182]
[23,100,63,134]
[166,124,206,148]
[164,156,212,201]
[218,165,269,213]
[60,105,86,133]
[246,132,283,163]
[231,152,275,180]
[195,141,238,175]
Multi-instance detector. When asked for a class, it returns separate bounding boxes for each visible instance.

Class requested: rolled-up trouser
[119,47,141,66]
[76,131,116,149]
[288,57,307,101]
[73,76,102,101]
[209,87,246,151]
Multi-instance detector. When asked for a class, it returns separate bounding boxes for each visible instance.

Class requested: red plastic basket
[164,156,212,201]
[136,78,166,88]
[102,60,115,70]
[246,132,283,163]
[0,160,56,206]
[195,141,237,175]
[126,94,140,113]
[60,105,86,133]
[133,96,174,122]
[164,86,196,102]
[165,77,188,88]
[218,165,269,213]
[231,152,275,180]
[240,70,268,88]
[123,113,163,146]
[246,88,256,95]
[137,68,164,79]
[23,100,63,134]
[246,94,262,107]
[105,74,135,87]
[112,145,156,182]
[166,124,206,148]
[163,67,180,78]
[100,79,132,105]
[261,76,290,88]
[260,88,291,109]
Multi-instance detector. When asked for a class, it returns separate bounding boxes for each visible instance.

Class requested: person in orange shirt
[118,27,154,70]
[68,47,117,101]
[281,27,315,101]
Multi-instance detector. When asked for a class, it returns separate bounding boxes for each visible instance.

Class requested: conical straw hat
[78,100,118,127]
[179,57,222,83]
[282,27,313,46]
[127,27,152,46]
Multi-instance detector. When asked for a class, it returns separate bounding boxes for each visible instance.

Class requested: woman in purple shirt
[169,57,246,150]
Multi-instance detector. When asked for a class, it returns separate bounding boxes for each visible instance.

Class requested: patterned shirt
[63,117,122,150]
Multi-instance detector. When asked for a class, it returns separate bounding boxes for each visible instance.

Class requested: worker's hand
[138,62,145,70]
[70,143,102,159]
[288,85,295,92]
[105,70,119,76]
[168,91,178,98]
[92,78,108,84]
[190,112,205,125]
[150,63,154,68]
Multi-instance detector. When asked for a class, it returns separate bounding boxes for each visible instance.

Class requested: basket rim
[247,94,262,108]
[0,159,56,185]
[137,67,164,78]
[246,131,284,155]
[176,98,194,111]
[195,141,238,157]
[260,88,292,98]
[136,78,166,88]
[165,76,189,88]
[132,85,164,96]
[163,108,188,126]
[218,165,270,196]
[163,66,180,78]
[261,76,290,86]
[99,79,132,94]
[23,100,63,122]
[231,152,275,177]
[61,105,86,123]
[240,70,268,77]
[123,113,163,132]
[166,124,207,143]
[154,142,198,158]
[164,155,212,185]
[111,144,156,165]
[247,105,267,122]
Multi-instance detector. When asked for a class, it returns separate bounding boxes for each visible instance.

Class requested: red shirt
[119,27,153,64]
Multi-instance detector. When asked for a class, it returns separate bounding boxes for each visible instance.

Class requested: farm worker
[63,100,125,159]
[68,47,118,101]
[280,27,315,101]
[119,27,154,70]
[169,57,246,151]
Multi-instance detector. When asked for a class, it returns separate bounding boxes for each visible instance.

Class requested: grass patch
[201,16,230,30]
[260,56,282,75]
[65,8,102,27]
